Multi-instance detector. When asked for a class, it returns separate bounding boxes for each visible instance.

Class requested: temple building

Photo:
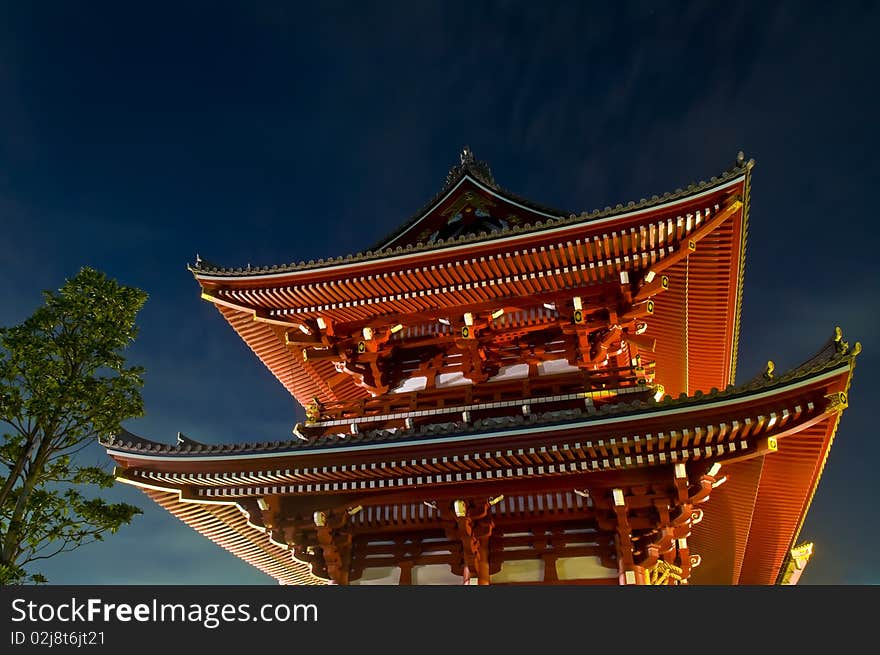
[102,149,859,585]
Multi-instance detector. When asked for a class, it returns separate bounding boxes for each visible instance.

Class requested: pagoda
[102,149,859,585]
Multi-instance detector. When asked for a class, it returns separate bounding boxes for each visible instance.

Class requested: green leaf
[0,267,148,584]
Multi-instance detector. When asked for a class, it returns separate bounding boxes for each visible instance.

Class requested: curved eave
[729,161,753,385]
[191,164,750,283]
[121,480,324,586]
[690,352,856,585]
[763,353,858,584]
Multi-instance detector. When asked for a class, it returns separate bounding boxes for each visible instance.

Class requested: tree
[0,267,147,584]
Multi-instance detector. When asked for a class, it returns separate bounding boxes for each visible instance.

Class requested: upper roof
[189,150,754,408]
[189,148,753,278]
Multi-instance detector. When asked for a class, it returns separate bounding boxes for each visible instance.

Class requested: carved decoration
[644,559,685,585]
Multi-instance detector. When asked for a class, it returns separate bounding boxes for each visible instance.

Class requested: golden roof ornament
[305,397,323,424]
[824,391,848,413]
[834,326,849,354]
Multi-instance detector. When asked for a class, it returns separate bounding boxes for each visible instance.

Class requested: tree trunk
[1,435,51,566]
[0,434,35,510]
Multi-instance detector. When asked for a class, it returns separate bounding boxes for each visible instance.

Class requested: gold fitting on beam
[646,299,655,314]
[825,391,848,412]
[488,495,504,506]
[305,398,322,423]
[257,497,269,511]
[357,341,366,353]
[688,239,696,251]
[347,505,363,516]
[362,326,374,340]
[461,326,472,339]
[390,323,404,334]
[767,436,778,452]
[661,275,669,289]
[612,488,625,507]
[791,542,814,566]
[453,499,468,518]
[313,511,327,527]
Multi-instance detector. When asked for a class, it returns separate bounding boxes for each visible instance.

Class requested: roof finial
[736,150,745,166]
[446,146,494,188]
[195,253,203,266]
[833,326,849,354]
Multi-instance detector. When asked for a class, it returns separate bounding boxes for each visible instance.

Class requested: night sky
[1,2,877,584]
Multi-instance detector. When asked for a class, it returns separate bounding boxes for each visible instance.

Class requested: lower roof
[104,330,859,585]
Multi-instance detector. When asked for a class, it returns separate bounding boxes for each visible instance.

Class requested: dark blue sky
[1,1,877,584]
